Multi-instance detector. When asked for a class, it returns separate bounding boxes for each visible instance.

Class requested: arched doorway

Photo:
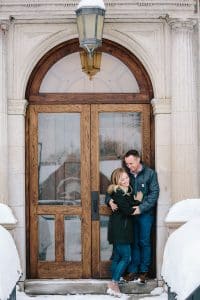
[26,39,154,279]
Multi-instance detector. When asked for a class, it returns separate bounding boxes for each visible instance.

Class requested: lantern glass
[76,15,84,42]
[96,14,104,40]
[76,6,105,55]
[84,14,96,39]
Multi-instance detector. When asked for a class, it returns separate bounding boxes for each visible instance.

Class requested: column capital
[8,99,28,116]
[151,98,171,115]
[167,18,197,31]
[0,22,9,33]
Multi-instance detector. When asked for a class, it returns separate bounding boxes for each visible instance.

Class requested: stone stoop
[24,279,158,296]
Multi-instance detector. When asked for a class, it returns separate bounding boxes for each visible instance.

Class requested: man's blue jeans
[111,243,131,282]
[128,214,154,273]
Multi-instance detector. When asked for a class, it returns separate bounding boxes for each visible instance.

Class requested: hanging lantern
[80,51,102,80]
[75,0,106,57]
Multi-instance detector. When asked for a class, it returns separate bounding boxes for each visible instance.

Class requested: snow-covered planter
[161,218,200,300]
[165,199,200,234]
[0,204,17,230]
[0,225,22,300]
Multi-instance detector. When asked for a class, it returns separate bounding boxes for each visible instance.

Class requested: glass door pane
[99,112,142,205]
[38,113,81,205]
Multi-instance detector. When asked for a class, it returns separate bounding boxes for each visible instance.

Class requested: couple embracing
[106,149,159,297]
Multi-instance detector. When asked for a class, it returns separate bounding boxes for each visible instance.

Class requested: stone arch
[26,38,153,99]
[25,36,157,278]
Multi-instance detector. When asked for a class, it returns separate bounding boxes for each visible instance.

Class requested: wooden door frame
[27,104,91,279]
[91,104,151,278]
[26,38,155,278]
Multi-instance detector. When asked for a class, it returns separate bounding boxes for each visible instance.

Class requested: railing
[8,286,16,300]
[168,285,200,300]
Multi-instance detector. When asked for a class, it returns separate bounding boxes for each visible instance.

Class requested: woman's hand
[132,206,141,215]
[134,191,143,202]
[109,199,118,212]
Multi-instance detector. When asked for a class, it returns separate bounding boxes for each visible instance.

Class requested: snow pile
[0,203,17,224]
[139,287,167,300]
[0,225,22,300]
[165,198,200,223]
[161,218,200,300]
[139,293,167,300]
[150,287,165,296]
[77,0,105,9]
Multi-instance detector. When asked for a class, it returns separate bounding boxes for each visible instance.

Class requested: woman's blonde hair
[107,168,131,195]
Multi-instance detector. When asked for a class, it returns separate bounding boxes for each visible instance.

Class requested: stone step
[24,279,158,295]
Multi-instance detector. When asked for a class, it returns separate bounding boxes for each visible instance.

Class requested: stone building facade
[0,0,199,283]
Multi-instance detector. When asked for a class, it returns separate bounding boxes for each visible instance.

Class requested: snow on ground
[16,290,167,300]
[139,287,167,300]
[16,291,128,300]
[139,293,167,300]
[0,225,21,300]
[165,198,200,222]
[162,217,200,300]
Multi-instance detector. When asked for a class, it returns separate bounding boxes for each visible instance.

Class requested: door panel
[29,105,91,278]
[91,104,151,278]
[28,103,151,279]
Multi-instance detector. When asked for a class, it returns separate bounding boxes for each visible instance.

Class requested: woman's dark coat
[108,188,139,244]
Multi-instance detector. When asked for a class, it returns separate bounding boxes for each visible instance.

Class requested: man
[106,149,159,284]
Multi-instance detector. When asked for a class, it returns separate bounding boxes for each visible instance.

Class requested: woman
[107,168,142,297]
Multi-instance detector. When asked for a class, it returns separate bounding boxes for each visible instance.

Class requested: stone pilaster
[151,98,171,281]
[169,19,199,202]
[0,24,8,204]
[8,98,28,280]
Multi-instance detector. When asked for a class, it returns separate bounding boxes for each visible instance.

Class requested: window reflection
[99,112,141,205]
[38,113,81,205]
[100,216,112,261]
[38,215,55,261]
[64,216,81,261]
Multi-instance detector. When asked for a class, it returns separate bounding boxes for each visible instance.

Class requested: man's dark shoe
[123,272,138,282]
[137,272,148,284]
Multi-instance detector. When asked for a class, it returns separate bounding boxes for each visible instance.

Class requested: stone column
[0,24,8,204]
[151,98,171,282]
[169,19,199,202]
[8,99,28,280]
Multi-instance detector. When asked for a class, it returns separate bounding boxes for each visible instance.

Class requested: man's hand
[133,206,141,215]
[134,191,143,201]
[109,199,118,212]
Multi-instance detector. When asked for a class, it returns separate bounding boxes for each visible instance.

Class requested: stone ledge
[0,223,17,230]
[24,279,158,295]
[165,221,186,235]
[165,221,186,228]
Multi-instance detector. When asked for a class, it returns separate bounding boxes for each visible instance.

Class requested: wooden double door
[27,103,151,279]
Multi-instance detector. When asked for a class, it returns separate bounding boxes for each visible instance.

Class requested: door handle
[91,191,99,221]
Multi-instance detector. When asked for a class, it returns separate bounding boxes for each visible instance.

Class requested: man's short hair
[122,149,141,171]
[124,149,140,158]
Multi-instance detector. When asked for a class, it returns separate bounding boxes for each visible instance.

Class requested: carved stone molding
[151,98,171,115]
[168,18,197,31]
[0,0,198,21]
[0,23,8,32]
[8,99,28,115]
